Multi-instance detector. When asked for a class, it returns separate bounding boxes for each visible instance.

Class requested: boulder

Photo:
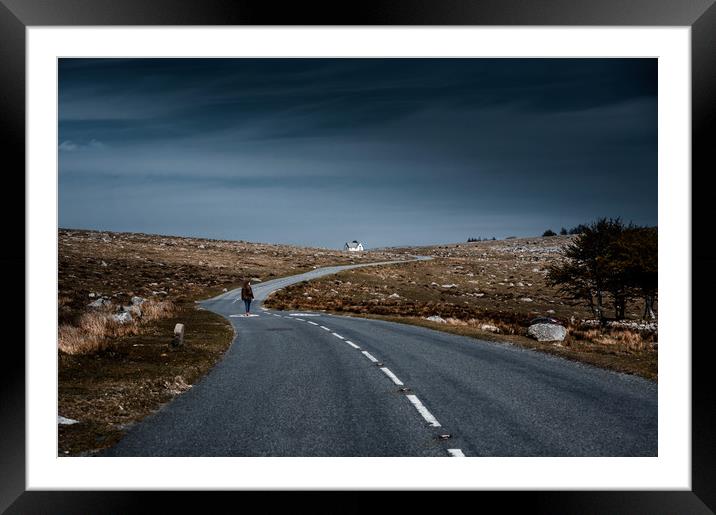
[112,311,133,324]
[88,297,111,309]
[527,323,567,342]
[426,315,446,324]
[131,296,145,306]
[480,324,500,333]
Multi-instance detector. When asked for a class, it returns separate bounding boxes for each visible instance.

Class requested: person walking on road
[241,280,254,316]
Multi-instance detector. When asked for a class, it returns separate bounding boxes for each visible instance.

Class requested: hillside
[265,235,658,379]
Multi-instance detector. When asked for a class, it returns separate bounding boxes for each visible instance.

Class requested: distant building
[345,240,364,252]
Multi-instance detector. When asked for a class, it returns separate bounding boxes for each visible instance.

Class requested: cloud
[59,140,78,152]
[57,58,657,247]
[58,139,106,152]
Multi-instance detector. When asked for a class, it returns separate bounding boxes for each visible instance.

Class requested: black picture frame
[2,1,713,513]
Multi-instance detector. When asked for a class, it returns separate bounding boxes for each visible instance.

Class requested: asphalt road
[104,259,657,457]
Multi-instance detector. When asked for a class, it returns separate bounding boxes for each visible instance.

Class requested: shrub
[142,299,176,321]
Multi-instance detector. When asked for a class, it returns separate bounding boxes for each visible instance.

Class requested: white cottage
[345,240,364,252]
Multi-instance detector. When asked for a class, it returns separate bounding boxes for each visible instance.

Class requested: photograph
[2,0,709,508]
[56,57,659,458]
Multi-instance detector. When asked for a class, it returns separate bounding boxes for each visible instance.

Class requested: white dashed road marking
[280,310,457,444]
[406,395,441,427]
[380,367,404,386]
[266,304,463,449]
[362,351,379,363]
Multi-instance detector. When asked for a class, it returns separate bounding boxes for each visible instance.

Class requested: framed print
[3,0,714,513]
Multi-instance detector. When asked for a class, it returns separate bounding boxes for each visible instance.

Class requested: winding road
[104,259,657,457]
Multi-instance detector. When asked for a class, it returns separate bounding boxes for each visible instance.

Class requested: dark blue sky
[58,58,657,249]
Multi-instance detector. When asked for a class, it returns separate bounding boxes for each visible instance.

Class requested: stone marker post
[172,323,185,347]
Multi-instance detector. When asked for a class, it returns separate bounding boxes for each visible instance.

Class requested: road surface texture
[104,259,657,457]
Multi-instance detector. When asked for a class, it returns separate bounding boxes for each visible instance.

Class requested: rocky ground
[58,229,403,455]
[265,236,658,380]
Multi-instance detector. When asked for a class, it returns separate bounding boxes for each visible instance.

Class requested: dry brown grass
[140,299,176,321]
[58,299,177,355]
[58,324,105,355]
[569,326,655,352]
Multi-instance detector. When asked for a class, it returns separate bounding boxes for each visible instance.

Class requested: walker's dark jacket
[241,284,254,300]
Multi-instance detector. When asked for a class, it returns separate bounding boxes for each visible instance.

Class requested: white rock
[58,415,79,425]
[112,311,133,324]
[88,298,110,309]
[425,315,447,324]
[88,292,95,298]
[101,261,108,267]
[527,323,567,342]
[520,298,533,302]
[480,324,500,333]
[388,293,400,299]
[131,296,145,306]
[441,284,458,288]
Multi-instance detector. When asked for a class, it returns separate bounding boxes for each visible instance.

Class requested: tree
[569,224,589,235]
[548,218,632,321]
[543,229,557,237]
[606,226,657,319]
[560,227,568,235]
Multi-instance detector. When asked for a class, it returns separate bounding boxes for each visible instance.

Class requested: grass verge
[326,312,657,381]
[58,302,234,456]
